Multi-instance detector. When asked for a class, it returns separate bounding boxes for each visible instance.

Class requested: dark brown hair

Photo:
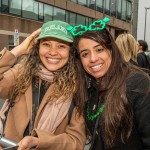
[138,40,148,52]
[73,29,133,147]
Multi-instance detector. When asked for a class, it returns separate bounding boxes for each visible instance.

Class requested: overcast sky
[137,0,150,49]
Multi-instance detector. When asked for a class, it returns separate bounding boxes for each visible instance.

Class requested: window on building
[53,7,65,21]
[96,0,103,12]
[89,18,93,25]
[121,0,127,20]
[71,0,77,3]
[78,0,87,6]
[44,4,53,22]
[66,11,69,23]
[2,0,8,13]
[77,14,86,25]
[110,0,116,17]
[8,35,14,50]
[85,17,89,26]
[104,0,110,15]
[22,0,38,20]
[9,0,21,16]
[69,12,76,26]
[85,17,94,26]
[127,0,132,20]
[0,0,2,12]
[88,0,96,10]
[117,0,121,19]
[39,2,44,21]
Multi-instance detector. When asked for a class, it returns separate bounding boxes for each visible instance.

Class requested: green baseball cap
[36,20,73,43]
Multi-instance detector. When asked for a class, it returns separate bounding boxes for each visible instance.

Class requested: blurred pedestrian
[137,40,150,69]
[115,33,138,66]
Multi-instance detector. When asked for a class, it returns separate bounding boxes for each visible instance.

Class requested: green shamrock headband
[67,17,110,37]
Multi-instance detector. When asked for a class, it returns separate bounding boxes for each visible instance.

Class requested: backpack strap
[29,76,40,133]
[1,101,14,136]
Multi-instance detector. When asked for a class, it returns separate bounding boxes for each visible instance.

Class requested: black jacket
[85,71,150,150]
[137,52,150,69]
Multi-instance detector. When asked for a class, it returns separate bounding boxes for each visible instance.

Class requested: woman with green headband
[0,20,86,150]
[71,18,150,150]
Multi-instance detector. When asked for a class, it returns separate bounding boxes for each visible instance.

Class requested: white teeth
[47,58,59,62]
[91,64,102,69]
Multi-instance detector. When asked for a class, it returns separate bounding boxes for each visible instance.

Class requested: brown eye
[58,44,66,48]
[81,52,88,58]
[42,42,49,46]
[96,48,104,53]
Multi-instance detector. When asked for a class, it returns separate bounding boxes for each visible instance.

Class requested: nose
[90,51,98,63]
[48,46,57,55]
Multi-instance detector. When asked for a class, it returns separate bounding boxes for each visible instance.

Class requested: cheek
[39,47,45,57]
[39,47,47,63]
[106,55,112,68]
[61,49,70,59]
[80,58,88,69]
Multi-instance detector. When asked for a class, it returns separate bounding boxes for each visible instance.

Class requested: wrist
[11,45,24,57]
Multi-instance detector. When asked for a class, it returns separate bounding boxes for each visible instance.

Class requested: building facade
[137,0,150,48]
[0,0,133,50]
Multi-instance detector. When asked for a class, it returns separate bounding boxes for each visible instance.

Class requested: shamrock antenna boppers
[67,17,110,37]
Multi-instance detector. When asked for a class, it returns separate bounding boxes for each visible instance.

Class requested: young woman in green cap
[0,20,86,150]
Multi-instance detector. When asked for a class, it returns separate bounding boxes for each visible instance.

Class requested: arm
[11,28,41,57]
[19,108,86,150]
[0,49,17,99]
[0,29,41,99]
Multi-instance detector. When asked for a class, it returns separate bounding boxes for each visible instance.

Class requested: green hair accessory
[67,25,88,36]
[67,17,110,37]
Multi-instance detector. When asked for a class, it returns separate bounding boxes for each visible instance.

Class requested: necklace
[86,102,105,121]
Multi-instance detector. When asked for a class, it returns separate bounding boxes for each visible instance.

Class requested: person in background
[70,17,150,150]
[137,40,148,54]
[137,40,150,69]
[0,20,86,150]
[115,33,138,66]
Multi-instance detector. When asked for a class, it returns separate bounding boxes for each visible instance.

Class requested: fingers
[17,136,38,150]
[27,28,41,42]
[10,28,41,57]
[18,136,32,150]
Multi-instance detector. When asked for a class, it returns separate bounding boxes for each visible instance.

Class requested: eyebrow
[80,44,102,53]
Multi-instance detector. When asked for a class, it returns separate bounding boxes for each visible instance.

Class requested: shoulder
[126,70,150,103]
[137,52,146,60]
[126,70,150,97]
[127,70,150,89]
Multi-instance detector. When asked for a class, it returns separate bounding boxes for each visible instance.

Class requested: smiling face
[39,38,70,71]
[78,38,112,79]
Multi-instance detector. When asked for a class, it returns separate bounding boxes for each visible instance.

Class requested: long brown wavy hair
[9,42,86,115]
[73,29,134,147]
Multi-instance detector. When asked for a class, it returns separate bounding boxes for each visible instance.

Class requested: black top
[85,71,150,150]
[137,52,150,69]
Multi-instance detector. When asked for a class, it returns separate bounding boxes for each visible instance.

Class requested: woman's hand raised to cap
[11,28,41,57]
